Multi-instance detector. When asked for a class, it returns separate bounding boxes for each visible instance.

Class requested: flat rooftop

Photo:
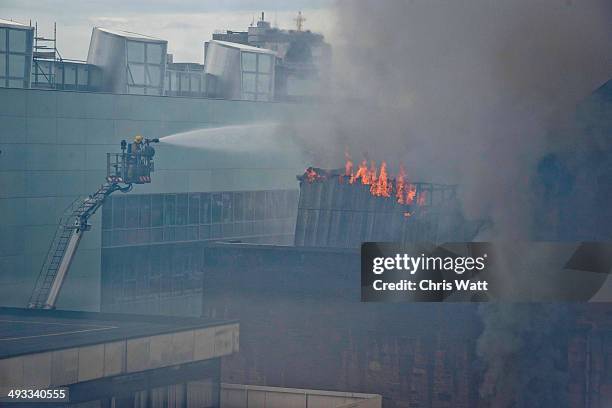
[0,307,236,359]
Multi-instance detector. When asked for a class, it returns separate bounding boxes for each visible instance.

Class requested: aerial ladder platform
[28,137,159,309]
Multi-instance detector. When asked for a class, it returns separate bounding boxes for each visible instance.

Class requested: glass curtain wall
[165,70,206,97]
[0,26,33,88]
[101,190,299,247]
[33,60,101,90]
[240,51,273,101]
[126,40,164,95]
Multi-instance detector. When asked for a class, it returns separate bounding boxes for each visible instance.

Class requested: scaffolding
[32,22,62,88]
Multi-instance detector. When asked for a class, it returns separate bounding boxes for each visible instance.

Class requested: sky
[2,0,336,62]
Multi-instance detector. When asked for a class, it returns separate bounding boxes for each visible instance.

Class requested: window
[32,60,53,85]
[126,196,140,228]
[0,28,31,88]
[211,193,222,223]
[89,66,102,88]
[258,54,272,73]
[241,51,273,101]
[234,192,244,222]
[140,195,151,227]
[63,64,76,85]
[148,65,161,86]
[39,61,51,76]
[160,247,173,293]
[151,195,163,227]
[257,74,270,93]
[191,74,201,93]
[127,41,145,63]
[200,193,211,224]
[147,43,162,64]
[164,194,176,225]
[222,193,233,223]
[129,64,145,85]
[242,72,256,93]
[149,249,161,293]
[241,52,256,71]
[102,202,112,230]
[244,192,255,221]
[113,196,125,228]
[176,193,188,225]
[265,191,273,219]
[169,71,178,91]
[0,54,5,76]
[254,191,265,220]
[189,194,200,224]
[164,71,171,91]
[55,64,63,85]
[78,66,88,86]
[126,41,164,95]
[8,29,26,53]
[8,54,25,77]
[179,73,189,92]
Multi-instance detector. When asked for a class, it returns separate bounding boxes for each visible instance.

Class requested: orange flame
[350,160,369,184]
[345,150,353,176]
[406,184,417,204]
[305,168,318,183]
[396,165,406,203]
[370,161,390,197]
[368,161,377,186]
[417,190,427,206]
[304,154,430,210]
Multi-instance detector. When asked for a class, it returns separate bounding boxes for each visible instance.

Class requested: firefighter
[132,135,144,153]
[127,135,144,181]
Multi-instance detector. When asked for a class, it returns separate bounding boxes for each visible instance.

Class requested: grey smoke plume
[300,0,612,239]
[477,304,573,407]
[302,1,612,406]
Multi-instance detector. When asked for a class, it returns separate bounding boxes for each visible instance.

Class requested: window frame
[126,40,164,95]
[0,27,33,88]
[240,51,273,101]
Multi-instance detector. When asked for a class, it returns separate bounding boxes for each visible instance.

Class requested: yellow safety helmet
[134,135,144,143]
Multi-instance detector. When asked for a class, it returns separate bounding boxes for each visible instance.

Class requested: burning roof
[299,162,445,216]
[296,160,488,247]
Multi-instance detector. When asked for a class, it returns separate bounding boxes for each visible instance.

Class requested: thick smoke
[477,304,574,407]
[300,0,612,239]
[297,1,612,406]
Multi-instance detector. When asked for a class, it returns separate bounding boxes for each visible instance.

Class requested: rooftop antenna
[294,11,306,32]
[261,11,265,22]
[274,10,278,28]
[250,15,255,27]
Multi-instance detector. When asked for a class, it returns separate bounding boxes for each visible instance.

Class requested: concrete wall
[0,322,238,389]
[0,87,313,310]
[221,384,381,408]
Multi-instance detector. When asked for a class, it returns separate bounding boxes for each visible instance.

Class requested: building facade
[0,19,34,89]
[0,87,315,310]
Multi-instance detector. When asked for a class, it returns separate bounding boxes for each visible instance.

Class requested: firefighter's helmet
[134,135,144,144]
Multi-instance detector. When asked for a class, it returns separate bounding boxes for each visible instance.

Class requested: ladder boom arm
[42,228,84,308]
[28,137,157,309]
[28,182,131,309]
